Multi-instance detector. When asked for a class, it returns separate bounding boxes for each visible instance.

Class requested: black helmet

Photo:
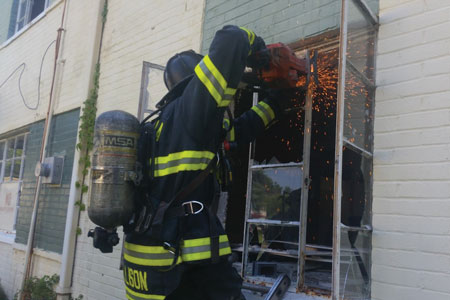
[164,50,203,91]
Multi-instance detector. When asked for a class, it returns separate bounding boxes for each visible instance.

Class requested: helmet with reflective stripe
[164,50,203,91]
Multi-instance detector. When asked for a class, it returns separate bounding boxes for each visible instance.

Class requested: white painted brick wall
[373,1,450,299]
[0,0,111,298]
[71,1,205,299]
[0,0,102,136]
[96,0,205,116]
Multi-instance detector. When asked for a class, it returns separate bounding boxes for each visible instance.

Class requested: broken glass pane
[12,159,22,180]
[245,223,299,282]
[15,135,24,157]
[3,161,12,181]
[0,141,5,160]
[253,89,306,165]
[344,70,374,152]
[6,138,15,159]
[250,167,302,222]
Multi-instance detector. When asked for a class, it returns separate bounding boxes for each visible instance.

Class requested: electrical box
[35,156,65,185]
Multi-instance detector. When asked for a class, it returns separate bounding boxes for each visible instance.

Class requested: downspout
[56,1,107,299]
[20,0,69,299]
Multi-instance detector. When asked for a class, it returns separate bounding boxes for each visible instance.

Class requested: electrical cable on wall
[0,39,56,110]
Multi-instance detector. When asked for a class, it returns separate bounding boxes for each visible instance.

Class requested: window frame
[0,132,28,232]
[14,0,50,34]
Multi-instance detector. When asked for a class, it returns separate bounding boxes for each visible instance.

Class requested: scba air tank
[88,110,140,229]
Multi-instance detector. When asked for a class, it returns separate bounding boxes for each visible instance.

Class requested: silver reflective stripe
[155,156,212,170]
[124,248,174,260]
[223,93,234,101]
[198,60,226,101]
[181,241,230,255]
[257,103,272,124]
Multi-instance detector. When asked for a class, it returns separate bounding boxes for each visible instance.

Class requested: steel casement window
[14,0,50,33]
[0,134,27,183]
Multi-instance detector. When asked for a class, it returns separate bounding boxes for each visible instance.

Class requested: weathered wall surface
[0,1,103,298]
[95,0,205,115]
[70,1,206,299]
[201,0,341,53]
[373,1,450,299]
[0,0,100,135]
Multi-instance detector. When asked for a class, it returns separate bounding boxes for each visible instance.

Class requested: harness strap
[208,207,220,264]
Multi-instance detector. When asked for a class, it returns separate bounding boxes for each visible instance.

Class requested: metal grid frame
[241,51,314,292]
[332,0,378,299]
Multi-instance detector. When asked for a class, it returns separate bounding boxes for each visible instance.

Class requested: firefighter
[122,25,282,300]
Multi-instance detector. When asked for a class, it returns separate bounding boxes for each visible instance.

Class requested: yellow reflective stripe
[251,102,275,127]
[123,253,182,267]
[229,126,235,142]
[225,87,237,96]
[223,119,235,142]
[181,247,232,262]
[124,242,182,266]
[181,235,232,262]
[182,235,229,247]
[155,121,163,142]
[252,105,269,126]
[203,55,227,91]
[195,55,236,107]
[152,150,215,177]
[154,163,210,177]
[259,101,275,121]
[155,150,214,164]
[125,286,165,300]
[239,27,255,45]
[195,63,223,105]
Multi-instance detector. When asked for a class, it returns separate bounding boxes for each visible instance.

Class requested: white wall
[0,0,107,298]
[372,1,450,299]
[70,1,205,299]
[0,0,101,135]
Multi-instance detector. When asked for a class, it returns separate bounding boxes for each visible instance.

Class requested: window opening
[137,62,165,121]
[15,0,49,33]
[228,9,376,294]
[333,0,377,299]
[0,133,28,231]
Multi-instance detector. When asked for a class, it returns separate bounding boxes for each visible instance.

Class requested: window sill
[0,230,15,244]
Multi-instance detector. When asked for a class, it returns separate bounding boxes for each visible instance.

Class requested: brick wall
[372,1,450,299]
[201,0,340,53]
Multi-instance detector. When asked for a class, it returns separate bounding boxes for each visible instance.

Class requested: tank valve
[87,227,119,253]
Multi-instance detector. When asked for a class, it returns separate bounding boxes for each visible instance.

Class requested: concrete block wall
[71,1,206,299]
[373,1,450,299]
[201,0,340,53]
